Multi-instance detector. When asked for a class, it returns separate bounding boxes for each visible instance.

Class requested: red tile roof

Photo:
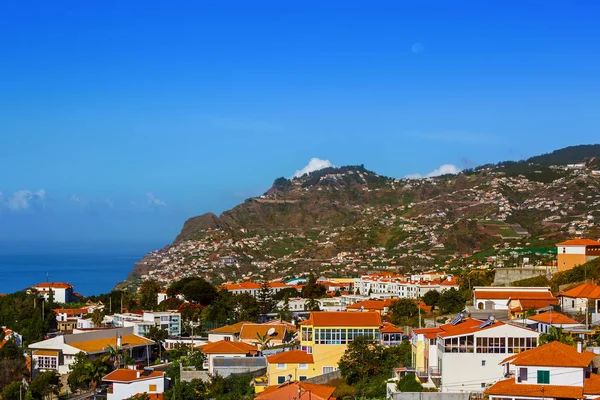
[346,299,392,311]
[559,282,600,300]
[208,321,250,334]
[413,327,443,339]
[557,239,600,246]
[267,350,314,364]
[486,377,584,399]
[380,322,404,334]
[584,373,600,395]
[529,311,579,325]
[475,289,554,300]
[32,282,73,289]
[239,324,286,341]
[103,369,164,382]
[299,311,382,327]
[200,340,258,355]
[502,341,595,368]
[257,381,335,400]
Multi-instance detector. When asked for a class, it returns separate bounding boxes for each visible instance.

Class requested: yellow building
[299,311,382,376]
[266,350,315,386]
[557,239,600,272]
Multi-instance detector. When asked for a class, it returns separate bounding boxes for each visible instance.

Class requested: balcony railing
[415,367,441,378]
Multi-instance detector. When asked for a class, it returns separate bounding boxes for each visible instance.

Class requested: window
[481,383,486,388]
[519,367,528,382]
[298,363,308,370]
[224,337,231,341]
[299,376,307,381]
[149,384,157,392]
[537,370,550,384]
[482,360,486,366]
[277,376,286,384]
[323,367,335,374]
[277,363,286,369]
[572,300,575,308]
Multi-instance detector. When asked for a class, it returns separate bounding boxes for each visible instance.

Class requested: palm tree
[254,332,273,351]
[85,355,110,390]
[91,309,103,328]
[540,326,575,345]
[107,345,127,368]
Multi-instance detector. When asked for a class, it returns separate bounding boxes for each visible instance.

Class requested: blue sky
[1,0,599,244]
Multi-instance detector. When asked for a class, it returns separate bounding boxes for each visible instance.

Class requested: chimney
[136,370,140,378]
[578,341,583,353]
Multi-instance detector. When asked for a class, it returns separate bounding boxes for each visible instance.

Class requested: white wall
[561,296,587,313]
[517,365,584,386]
[560,246,586,255]
[208,333,236,342]
[208,353,246,374]
[107,376,165,400]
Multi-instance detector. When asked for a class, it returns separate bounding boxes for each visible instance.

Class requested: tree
[272,287,299,301]
[422,290,440,307]
[387,299,419,326]
[254,332,273,351]
[540,326,574,345]
[168,277,218,306]
[301,275,327,299]
[139,279,161,310]
[396,373,424,392]
[438,288,466,315]
[258,281,275,317]
[30,370,60,399]
[306,297,321,311]
[68,352,111,392]
[91,309,104,328]
[278,297,293,321]
[339,336,385,385]
[1,381,24,400]
[234,293,259,322]
[0,358,27,393]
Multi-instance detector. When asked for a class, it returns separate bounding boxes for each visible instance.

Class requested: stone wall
[493,266,557,286]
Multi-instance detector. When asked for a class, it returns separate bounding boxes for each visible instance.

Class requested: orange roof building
[29,282,76,303]
[199,340,259,375]
[559,282,600,315]
[473,287,557,317]
[103,369,166,400]
[257,381,336,400]
[239,324,287,346]
[557,239,600,273]
[486,342,600,400]
[526,311,581,334]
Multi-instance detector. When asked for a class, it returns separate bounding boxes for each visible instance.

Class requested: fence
[390,392,472,400]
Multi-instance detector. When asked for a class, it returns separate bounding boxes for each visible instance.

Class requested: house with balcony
[380,322,404,346]
[199,340,260,375]
[435,316,540,393]
[112,311,181,337]
[299,311,382,376]
[486,341,600,400]
[411,327,443,380]
[265,350,315,387]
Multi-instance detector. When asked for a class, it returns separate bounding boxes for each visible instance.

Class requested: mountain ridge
[119,144,600,290]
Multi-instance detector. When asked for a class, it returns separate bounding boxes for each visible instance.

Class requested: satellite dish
[267,327,276,336]
[359,306,364,311]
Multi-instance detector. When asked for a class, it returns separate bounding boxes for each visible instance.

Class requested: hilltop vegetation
[120,145,600,290]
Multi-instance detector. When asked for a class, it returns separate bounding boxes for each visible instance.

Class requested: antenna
[267,327,276,336]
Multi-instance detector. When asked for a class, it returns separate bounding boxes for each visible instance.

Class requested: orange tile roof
[584,373,600,395]
[239,324,286,341]
[502,341,595,368]
[475,289,554,300]
[486,377,584,399]
[347,299,392,311]
[257,381,335,400]
[516,298,559,309]
[103,369,164,382]
[267,350,314,364]
[69,334,154,353]
[437,318,507,338]
[557,239,600,246]
[54,308,89,315]
[300,311,382,327]
[200,340,258,355]
[529,311,579,325]
[380,322,404,334]
[33,282,73,289]
[559,282,600,300]
[208,321,250,334]
[133,395,163,400]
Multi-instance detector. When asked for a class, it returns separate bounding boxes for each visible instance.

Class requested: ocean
[0,241,164,296]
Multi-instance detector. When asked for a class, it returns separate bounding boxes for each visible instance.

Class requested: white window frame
[298,363,308,370]
[277,363,286,370]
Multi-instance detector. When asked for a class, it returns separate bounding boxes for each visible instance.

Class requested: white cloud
[292,158,334,178]
[146,192,166,207]
[7,189,46,210]
[405,164,462,179]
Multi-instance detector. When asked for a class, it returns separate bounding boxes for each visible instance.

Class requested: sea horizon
[0,240,167,296]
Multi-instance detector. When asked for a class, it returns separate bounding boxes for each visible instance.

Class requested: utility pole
[418,298,422,329]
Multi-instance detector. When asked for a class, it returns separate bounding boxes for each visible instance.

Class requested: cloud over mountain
[292,158,333,178]
[406,164,462,179]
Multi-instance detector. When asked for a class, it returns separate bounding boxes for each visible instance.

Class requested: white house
[1,327,23,348]
[486,341,600,400]
[103,368,167,400]
[526,311,581,334]
[436,316,540,393]
[473,287,557,311]
[28,327,154,375]
[29,282,77,303]
[112,311,181,337]
[558,282,600,314]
